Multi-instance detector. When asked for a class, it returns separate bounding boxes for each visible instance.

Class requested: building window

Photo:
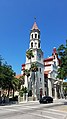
[35,42,37,48]
[40,68,41,72]
[35,34,37,38]
[40,78,41,82]
[38,42,40,48]
[32,34,33,39]
[54,61,56,65]
[31,42,33,48]
[45,83,47,87]
[54,56,55,59]
[38,34,40,39]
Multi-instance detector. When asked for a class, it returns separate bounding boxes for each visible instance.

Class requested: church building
[21,22,63,100]
[21,22,44,100]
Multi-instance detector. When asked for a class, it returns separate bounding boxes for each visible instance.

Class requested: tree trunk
[13,88,14,98]
[8,89,10,97]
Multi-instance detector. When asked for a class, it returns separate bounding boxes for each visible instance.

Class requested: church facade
[21,22,63,100]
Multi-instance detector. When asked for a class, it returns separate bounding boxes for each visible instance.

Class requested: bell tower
[25,21,45,99]
[29,22,40,49]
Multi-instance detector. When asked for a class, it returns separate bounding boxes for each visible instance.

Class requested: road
[0,99,67,119]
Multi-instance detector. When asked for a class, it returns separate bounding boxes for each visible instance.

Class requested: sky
[0,0,67,75]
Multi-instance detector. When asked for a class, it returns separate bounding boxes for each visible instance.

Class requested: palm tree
[26,49,34,94]
[0,56,20,98]
[30,62,38,99]
[1,64,15,97]
[57,40,67,79]
[23,69,30,91]
[23,69,30,101]
[30,63,38,72]
[11,78,19,98]
[30,62,38,83]
[1,62,18,97]
[26,49,34,60]
[19,75,25,90]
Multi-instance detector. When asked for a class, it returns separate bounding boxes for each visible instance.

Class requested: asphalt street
[0,99,67,119]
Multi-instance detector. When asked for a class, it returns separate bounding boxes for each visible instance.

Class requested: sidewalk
[53,98,67,103]
[19,98,67,105]
[0,98,67,107]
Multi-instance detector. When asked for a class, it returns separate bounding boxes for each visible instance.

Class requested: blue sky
[0,0,67,74]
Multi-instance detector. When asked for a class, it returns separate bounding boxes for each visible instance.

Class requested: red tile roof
[45,64,51,66]
[32,22,39,30]
[44,70,50,75]
[15,74,23,79]
[44,56,53,62]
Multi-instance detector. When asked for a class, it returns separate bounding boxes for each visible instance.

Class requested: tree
[30,62,38,83]
[23,69,30,91]
[30,63,38,72]
[23,69,30,78]
[19,75,25,85]
[63,82,67,93]
[2,64,19,97]
[30,62,38,98]
[0,55,3,66]
[26,49,34,93]
[0,55,4,87]
[18,75,25,90]
[57,40,67,79]
[26,49,34,60]
[19,86,27,97]
[11,77,19,98]
[0,56,19,97]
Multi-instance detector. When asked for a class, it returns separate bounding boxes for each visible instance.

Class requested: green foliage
[23,69,30,77]
[12,78,19,90]
[64,88,67,92]
[63,82,67,86]
[26,49,34,59]
[18,75,25,90]
[0,55,19,97]
[30,63,38,72]
[57,40,67,79]
[19,86,27,97]
[19,90,23,97]
[30,63,38,83]
[63,82,67,92]
[24,87,27,93]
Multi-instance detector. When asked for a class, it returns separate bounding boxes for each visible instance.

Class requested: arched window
[38,34,40,39]
[38,42,40,48]
[35,42,37,48]
[40,78,41,82]
[35,34,37,38]
[40,68,41,73]
[31,42,33,48]
[32,34,33,39]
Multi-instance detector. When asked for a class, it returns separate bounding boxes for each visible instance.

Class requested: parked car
[39,96,53,104]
